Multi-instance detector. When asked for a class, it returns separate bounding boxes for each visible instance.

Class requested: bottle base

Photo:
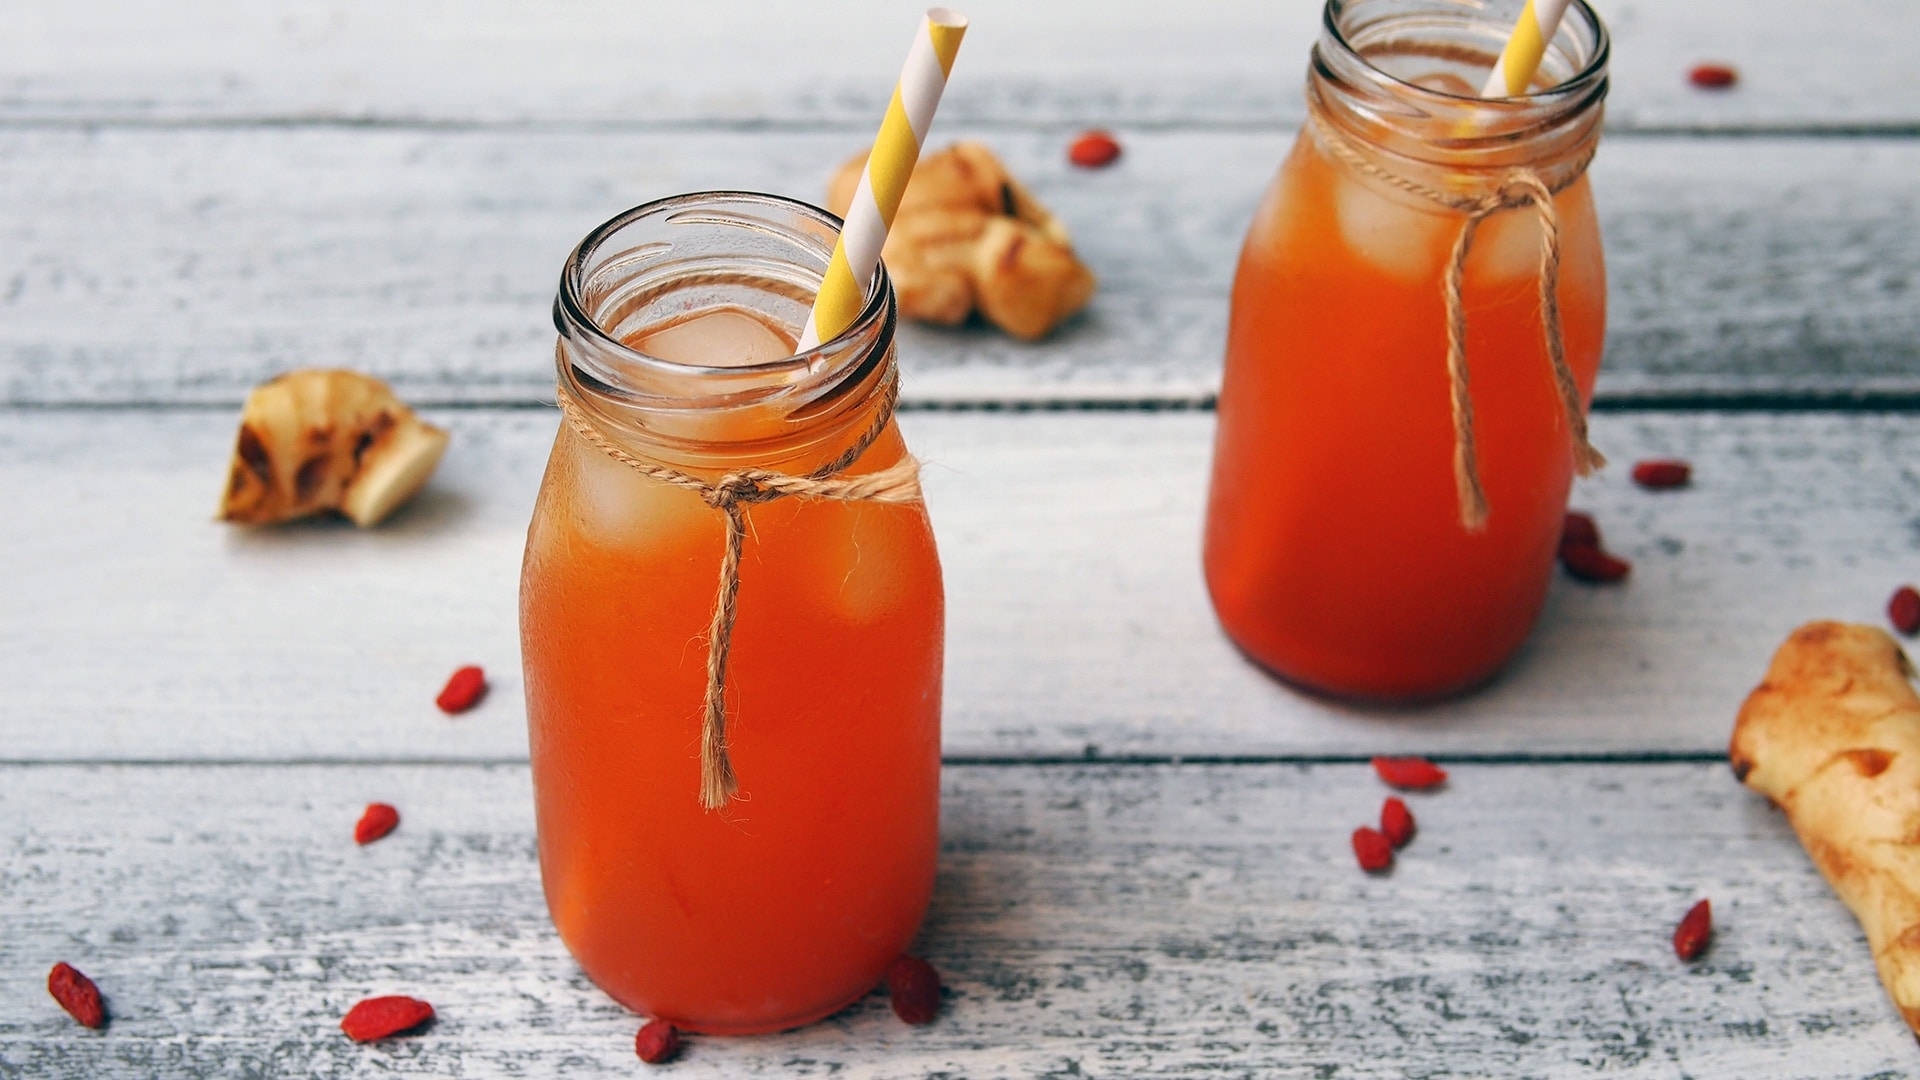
[1216,622,1522,707]
[578,968,882,1037]
[660,987,877,1037]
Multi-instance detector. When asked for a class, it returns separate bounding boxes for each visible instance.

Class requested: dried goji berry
[1890,585,1920,636]
[48,963,105,1029]
[1381,797,1416,848]
[1351,826,1393,873]
[340,995,434,1042]
[1688,64,1738,89]
[635,1019,681,1064]
[435,665,487,714]
[887,954,942,1025]
[1631,459,1692,490]
[1559,543,1631,584]
[1372,756,1448,790]
[1560,511,1601,553]
[1067,130,1122,168]
[354,802,400,845]
[1672,899,1712,961]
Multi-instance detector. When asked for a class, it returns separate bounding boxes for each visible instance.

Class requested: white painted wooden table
[4,2,1917,1075]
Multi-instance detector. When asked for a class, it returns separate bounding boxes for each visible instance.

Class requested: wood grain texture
[3,408,1913,764]
[1,0,1913,130]
[1,128,1915,407]
[1,762,1911,1077]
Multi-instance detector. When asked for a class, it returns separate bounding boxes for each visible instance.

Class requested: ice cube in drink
[636,306,796,368]
[1331,69,1563,285]
[565,306,800,548]
[1410,71,1478,96]
[561,427,701,549]
[1331,166,1453,281]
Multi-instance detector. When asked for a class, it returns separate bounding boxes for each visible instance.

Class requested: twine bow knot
[555,377,921,810]
[1310,113,1605,531]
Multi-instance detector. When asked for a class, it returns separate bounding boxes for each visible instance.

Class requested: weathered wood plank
[1,0,1913,130]
[2,128,1915,407]
[0,762,1909,1076]
[2,408,1912,763]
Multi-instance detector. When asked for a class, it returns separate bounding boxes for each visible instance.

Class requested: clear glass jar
[1205,0,1609,700]
[521,192,944,1033]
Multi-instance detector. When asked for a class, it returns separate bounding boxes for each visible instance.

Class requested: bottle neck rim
[552,190,898,466]
[1310,0,1609,170]
[554,190,894,408]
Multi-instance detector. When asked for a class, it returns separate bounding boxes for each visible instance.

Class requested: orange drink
[522,193,943,1033]
[1205,0,1611,699]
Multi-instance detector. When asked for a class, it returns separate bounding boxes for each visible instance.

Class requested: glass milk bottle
[521,193,944,1033]
[1205,0,1610,700]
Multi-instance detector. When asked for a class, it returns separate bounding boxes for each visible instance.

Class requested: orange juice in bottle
[522,193,943,1033]
[1205,0,1610,700]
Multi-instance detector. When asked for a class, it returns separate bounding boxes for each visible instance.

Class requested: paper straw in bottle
[796,8,968,351]
[1480,0,1574,97]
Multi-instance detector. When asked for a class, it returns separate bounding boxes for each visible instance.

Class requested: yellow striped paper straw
[797,8,967,351]
[1480,0,1573,97]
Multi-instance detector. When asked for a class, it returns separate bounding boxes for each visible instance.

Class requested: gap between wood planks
[4,115,1920,138]
[8,393,1920,413]
[0,751,1732,768]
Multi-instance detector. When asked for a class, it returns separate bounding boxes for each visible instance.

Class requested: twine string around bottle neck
[554,372,921,810]
[1308,111,1605,531]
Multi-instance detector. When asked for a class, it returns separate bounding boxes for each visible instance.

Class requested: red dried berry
[1890,585,1920,636]
[1631,459,1692,490]
[1351,826,1393,872]
[1560,511,1601,553]
[1371,756,1448,790]
[1067,130,1122,168]
[340,995,434,1042]
[635,1019,682,1064]
[435,665,487,714]
[887,954,942,1025]
[354,802,400,845]
[1688,64,1738,89]
[48,963,105,1029]
[1559,543,1631,584]
[1673,899,1712,961]
[1381,797,1416,848]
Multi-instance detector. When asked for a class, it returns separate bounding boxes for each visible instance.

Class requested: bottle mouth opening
[554,191,892,408]
[1317,0,1609,145]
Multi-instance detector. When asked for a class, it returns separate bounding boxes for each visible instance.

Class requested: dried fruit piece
[1371,756,1448,790]
[436,665,488,714]
[1631,459,1692,490]
[1067,129,1122,168]
[48,963,105,1029]
[636,1019,681,1064]
[355,803,400,845]
[1559,543,1632,584]
[1890,585,1920,636]
[339,995,434,1042]
[1688,64,1738,88]
[1560,511,1601,553]
[218,369,449,527]
[826,142,1096,340]
[1381,797,1416,848]
[887,954,942,1025]
[1673,899,1712,961]
[1731,622,1920,1032]
[1352,826,1393,872]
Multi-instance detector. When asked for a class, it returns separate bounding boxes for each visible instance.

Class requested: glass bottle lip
[1315,0,1609,148]
[553,190,893,402]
